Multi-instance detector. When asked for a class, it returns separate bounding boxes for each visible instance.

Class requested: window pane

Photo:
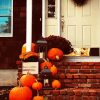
[48,0,55,5]
[0,17,11,33]
[48,0,55,18]
[0,9,11,16]
[0,0,11,8]
[48,6,55,17]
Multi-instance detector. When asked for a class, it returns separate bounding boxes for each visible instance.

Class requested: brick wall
[17,61,100,100]
[0,0,26,69]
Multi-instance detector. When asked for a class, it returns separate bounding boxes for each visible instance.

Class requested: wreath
[72,0,89,6]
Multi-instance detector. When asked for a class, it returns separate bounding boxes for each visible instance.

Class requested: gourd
[33,96,44,100]
[20,73,36,87]
[9,86,32,100]
[50,65,58,75]
[47,48,63,61]
[32,81,43,90]
[52,80,61,89]
[40,61,52,70]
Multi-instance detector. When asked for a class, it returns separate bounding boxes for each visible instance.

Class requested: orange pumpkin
[40,61,52,70]
[52,80,61,89]
[32,81,43,90]
[33,96,44,100]
[50,65,58,75]
[47,48,64,61]
[21,43,36,54]
[9,86,32,100]
[20,73,36,87]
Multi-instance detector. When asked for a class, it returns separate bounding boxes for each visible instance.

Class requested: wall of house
[0,0,26,69]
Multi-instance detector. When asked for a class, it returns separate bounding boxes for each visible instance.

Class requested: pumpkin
[32,81,43,90]
[9,86,32,100]
[52,80,61,89]
[21,43,36,54]
[40,61,52,70]
[33,96,44,100]
[47,48,64,61]
[20,73,36,87]
[50,65,58,75]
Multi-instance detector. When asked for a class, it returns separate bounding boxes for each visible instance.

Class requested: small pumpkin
[9,86,32,100]
[47,48,64,61]
[20,73,36,87]
[21,43,36,54]
[33,96,44,100]
[32,81,43,90]
[40,61,52,70]
[50,65,58,75]
[52,80,61,89]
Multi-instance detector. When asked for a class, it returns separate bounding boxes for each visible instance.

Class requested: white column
[57,0,61,36]
[42,0,46,37]
[26,0,32,52]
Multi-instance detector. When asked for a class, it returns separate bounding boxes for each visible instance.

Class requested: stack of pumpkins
[9,43,64,100]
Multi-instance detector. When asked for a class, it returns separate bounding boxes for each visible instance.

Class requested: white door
[61,0,100,47]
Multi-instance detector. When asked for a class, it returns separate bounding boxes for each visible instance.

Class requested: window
[48,0,55,18]
[0,0,13,37]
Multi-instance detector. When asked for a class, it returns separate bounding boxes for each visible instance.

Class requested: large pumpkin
[20,73,36,87]
[32,81,43,90]
[9,86,32,100]
[50,65,58,75]
[40,61,52,70]
[47,48,64,61]
[33,96,44,100]
[52,80,61,89]
[21,43,36,54]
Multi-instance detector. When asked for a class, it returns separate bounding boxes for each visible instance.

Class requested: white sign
[22,62,39,74]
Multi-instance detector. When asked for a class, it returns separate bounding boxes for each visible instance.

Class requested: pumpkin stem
[43,58,47,62]
[46,58,49,62]
[56,55,59,60]
[37,90,39,96]
[18,80,22,87]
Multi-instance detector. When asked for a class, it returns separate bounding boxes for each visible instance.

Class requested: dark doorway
[32,0,42,42]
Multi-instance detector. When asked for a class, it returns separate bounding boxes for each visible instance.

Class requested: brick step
[53,74,100,89]
[40,88,100,100]
[56,74,100,79]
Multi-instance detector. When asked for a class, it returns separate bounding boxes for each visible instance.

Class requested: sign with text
[22,62,39,74]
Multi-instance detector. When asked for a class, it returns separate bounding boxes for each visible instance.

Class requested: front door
[32,0,42,42]
[61,0,100,47]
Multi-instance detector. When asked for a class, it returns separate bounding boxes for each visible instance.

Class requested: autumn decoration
[52,80,61,89]
[9,86,32,100]
[50,65,58,75]
[20,72,36,87]
[44,35,73,54]
[47,48,64,61]
[32,81,43,91]
[40,60,53,70]
[33,96,44,100]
